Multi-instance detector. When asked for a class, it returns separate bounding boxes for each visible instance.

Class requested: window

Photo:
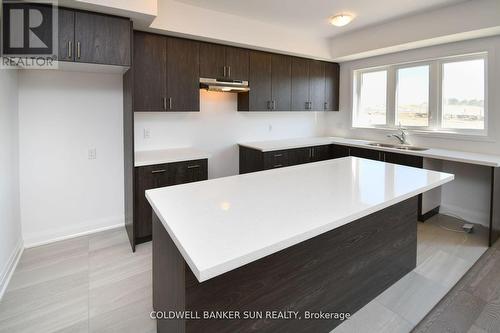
[356,70,387,126]
[352,53,487,135]
[442,59,485,130]
[396,65,429,127]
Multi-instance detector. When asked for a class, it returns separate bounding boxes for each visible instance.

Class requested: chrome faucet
[387,127,409,145]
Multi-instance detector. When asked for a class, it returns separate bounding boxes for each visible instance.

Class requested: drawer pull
[274,164,283,168]
[274,154,283,157]
[187,165,200,169]
[151,169,166,174]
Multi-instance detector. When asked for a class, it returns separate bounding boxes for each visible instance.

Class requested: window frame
[353,67,389,128]
[351,52,488,137]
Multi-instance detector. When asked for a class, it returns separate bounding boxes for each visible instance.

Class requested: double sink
[367,142,429,151]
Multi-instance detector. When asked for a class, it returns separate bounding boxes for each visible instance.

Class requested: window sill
[350,126,494,142]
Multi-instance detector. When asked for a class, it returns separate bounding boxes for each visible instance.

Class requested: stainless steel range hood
[200,78,250,93]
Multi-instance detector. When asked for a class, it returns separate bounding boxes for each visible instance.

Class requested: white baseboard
[440,204,489,227]
[0,238,24,300]
[24,216,125,248]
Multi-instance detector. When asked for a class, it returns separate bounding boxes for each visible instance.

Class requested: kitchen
[1,0,500,332]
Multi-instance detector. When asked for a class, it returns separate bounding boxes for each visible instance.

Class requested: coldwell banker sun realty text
[1,0,58,68]
[150,310,351,321]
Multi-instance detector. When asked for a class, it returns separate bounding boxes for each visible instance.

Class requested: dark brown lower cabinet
[239,144,333,174]
[133,159,208,248]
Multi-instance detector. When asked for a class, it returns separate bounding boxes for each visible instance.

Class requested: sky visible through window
[442,59,484,129]
[397,65,429,127]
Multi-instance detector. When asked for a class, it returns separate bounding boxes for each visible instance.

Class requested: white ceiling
[174,0,469,38]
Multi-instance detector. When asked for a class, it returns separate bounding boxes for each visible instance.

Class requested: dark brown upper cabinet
[271,54,292,111]
[199,44,249,81]
[74,11,131,66]
[57,8,131,66]
[133,32,200,112]
[239,51,272,111]
[325,62,340,111]
[199,43,226,79]
[291,57,310,111]
[133,32,166,111]
[58,8,75,62]
[166,38,200,111]
[239,52,292,111]
[225,47,249,81]
[309,60,326,111]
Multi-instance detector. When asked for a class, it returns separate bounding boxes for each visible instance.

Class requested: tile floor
[0,214,489,333]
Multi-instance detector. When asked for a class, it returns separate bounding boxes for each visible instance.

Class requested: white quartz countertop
[135,148,210,167]
[239,137,500,167]
[146,157,454,283]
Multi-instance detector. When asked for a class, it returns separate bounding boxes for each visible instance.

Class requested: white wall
[325,36,500,225]
[18,70,124,247]
[0,68,23,297]
[135,90,327,179]
[147,0,332,61]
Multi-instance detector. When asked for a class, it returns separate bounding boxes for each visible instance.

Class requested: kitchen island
[146,157,454,332]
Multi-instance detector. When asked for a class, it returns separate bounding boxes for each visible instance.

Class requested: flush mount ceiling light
[330,14,353,27]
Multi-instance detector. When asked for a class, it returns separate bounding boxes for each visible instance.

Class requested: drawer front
[331,144,350,159]
[169,159,208,185]
[263,150,289,169]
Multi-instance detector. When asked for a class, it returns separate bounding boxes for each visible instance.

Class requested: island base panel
[153,197,418,333]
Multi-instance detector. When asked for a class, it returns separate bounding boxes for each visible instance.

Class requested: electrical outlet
[88,148,97,160]
[143,128,151,139]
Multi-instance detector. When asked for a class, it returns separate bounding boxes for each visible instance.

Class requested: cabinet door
[288,147,312,166]
[313,145,331,161]
[325,62,340,111]
[331,144,350,159]
[383,152,423,168]
[58,8,75,61]
[291,57,310,111]
[248,51,272,111]
[271,54,292,111]
[349,147,382,161]
[135,165,170,239]
[309,60,325,111]
[225,47,249,81]
[74,11,131,66]
[199,42,225,79]
[166,38,200,111]
[133,32,166,111]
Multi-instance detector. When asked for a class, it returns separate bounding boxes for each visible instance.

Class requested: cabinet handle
[76,42,81,59]
[168,97,172,110]
[67,41,72,59]
[273,164,283,168]
[272,100,276,110]
[223,66,227,77]
[163,97,167,111]
[187,164,200,169]
[274,154,283,157]
[312,148,315,158]
[228,66,231,78]
[324,102,328,110]
[151,169,166,174]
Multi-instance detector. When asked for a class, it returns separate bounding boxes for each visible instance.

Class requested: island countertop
[146,157,454,282]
